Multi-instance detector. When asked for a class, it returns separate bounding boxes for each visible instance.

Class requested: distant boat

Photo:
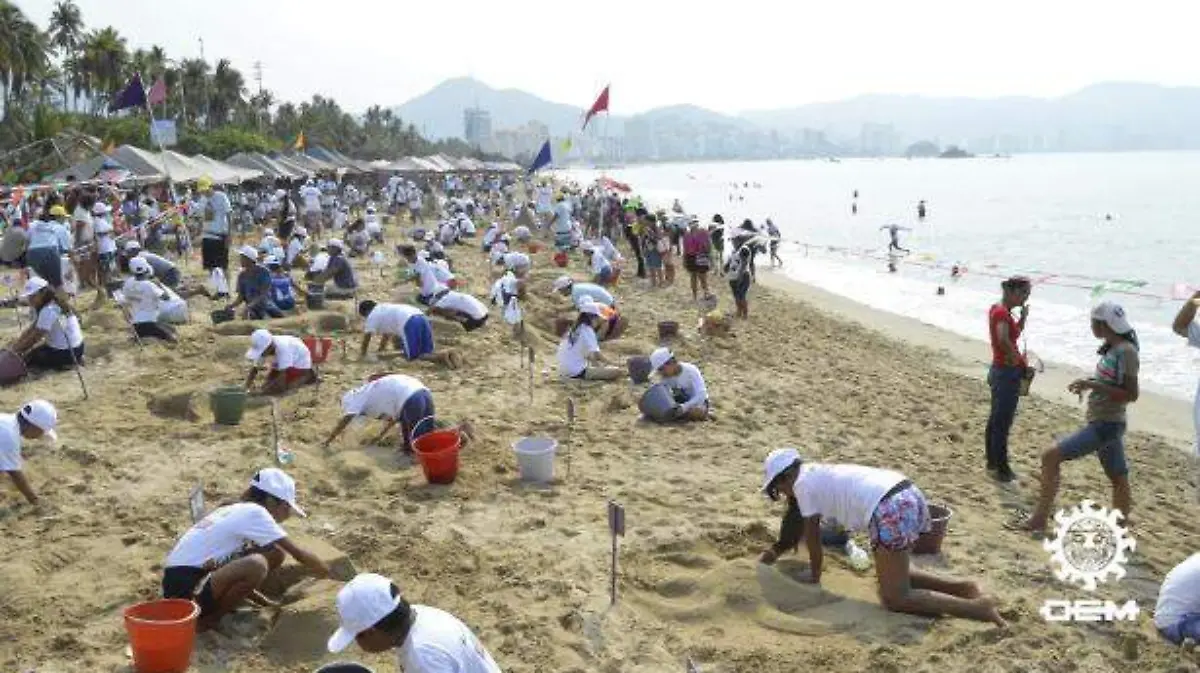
[827,157,841,163]
[992,153,1012,159]
[938,146,974,159]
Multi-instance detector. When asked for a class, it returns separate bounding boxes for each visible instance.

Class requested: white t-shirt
[596,236,622,262]
[121,277,162,323]
[265,335,313,370]
[341,374,427,419]
[1156,552,1200,629]
[300,186,322,213]
[0,413,22,471]
[397,606,502,673]
[457,217,476,235]
[164,502,287,568]
[93,216,117,255]
[660,362,708,412]
[412,259,441,297]
[553,201,572,233]
[503,252,530,271]
[590,251,611,276]
[365,303,423,337]
[286,238,306,266]
[792,464,907,532]
[1186,322,1200,452]
[556,324,599,378]
[483,225,501,246]
[434,291,487,320]
[35,303,83,350]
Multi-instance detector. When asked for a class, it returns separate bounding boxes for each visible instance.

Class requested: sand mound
[82,309,125,330]
[314,313,350,333]
[147,386,201,421]
[211,322,260,336]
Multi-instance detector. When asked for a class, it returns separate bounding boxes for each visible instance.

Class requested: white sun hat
[245,328,273,361]
[250,467,306,517]
[761,447,802,493]
[327,573,402,653]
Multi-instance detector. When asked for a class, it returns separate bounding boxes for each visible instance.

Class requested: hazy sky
[19,0,1198,116]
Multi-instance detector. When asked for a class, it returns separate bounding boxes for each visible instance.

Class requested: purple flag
[109,74,147,112]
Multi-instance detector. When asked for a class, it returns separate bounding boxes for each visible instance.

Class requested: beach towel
[401,315,435,360]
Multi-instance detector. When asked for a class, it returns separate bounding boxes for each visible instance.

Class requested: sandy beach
[3,216,1200,673]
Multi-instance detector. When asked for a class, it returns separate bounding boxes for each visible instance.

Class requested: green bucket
[210,385,248,426]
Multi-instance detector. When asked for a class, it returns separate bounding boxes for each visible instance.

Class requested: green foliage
[176,125,278,157]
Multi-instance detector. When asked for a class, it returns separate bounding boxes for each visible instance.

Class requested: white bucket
[513,437,558,483]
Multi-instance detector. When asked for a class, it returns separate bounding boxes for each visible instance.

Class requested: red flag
[147,77,167,106]
[582,85,610,130]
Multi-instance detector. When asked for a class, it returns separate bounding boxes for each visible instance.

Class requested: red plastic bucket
[553,252,569,268]
[412,428,461,484]
[303,336,333,364]
[123,599,200,673]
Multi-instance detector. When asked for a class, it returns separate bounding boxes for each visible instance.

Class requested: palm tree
[47,0,83,111]
[208,58,244,128]
[178,57,209,126]
[81,26,127,114]
[0,2,50,122]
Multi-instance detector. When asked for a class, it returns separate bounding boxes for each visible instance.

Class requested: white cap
[416,250,430,261]
[238,245,259,262]
[263,228,275,237]
[124,240,142,253]
[649,347,674,371]
[128,257,153,276]
[328,238,344,251]
[18,399,57,441]
[249,467,306,517]
[91,202,110,215]
[19,277,48,298]
[553,276,573,292]
[263,255,281,266]
[294,226,308,238]
[761,448,802,492]
[245,328,273,361]
[578,301,602,317]
[327,573,402,653]
[1091,301,1133,334]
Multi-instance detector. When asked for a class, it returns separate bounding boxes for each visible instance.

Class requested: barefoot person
[0,400,58,505]
[1023,301,1139,533]
[162,468,331,632]
[321,374,473,454]
[327,573,502,672]
[986,276,1031,482]
[758,448,1006,625]
[8,277,85,374]
[244,328,318,394]
[1155,553,1200,645]
[682,216,713,301]
[357,300,460,368]
[648,347,710,421]
[427,286,490,332]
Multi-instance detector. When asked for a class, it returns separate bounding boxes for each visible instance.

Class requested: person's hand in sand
[159,468,333,632]
[759,448,1008,627]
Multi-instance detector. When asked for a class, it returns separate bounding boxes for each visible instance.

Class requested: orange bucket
[123,599,200,673]
[302,336,333,364]
[412,428,461,484]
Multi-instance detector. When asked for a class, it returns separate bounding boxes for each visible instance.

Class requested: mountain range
[393,77,1200,157]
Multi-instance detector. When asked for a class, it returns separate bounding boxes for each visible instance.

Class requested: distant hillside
[393,79,1200,157]
[393,77,605,139]
[740,83,1200,150]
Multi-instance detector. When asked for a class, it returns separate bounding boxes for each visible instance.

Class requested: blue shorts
[596,267,614,284]
[399,315,435,360]
[1161,613,1200,644]
[645,249,663,269]
[1058,421,1128,477]
[868,484,930,551]
[399,389,436,442]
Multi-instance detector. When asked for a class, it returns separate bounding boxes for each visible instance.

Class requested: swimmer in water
[917,200,927,220]
[851,201,858,215]
[880,224,911,253]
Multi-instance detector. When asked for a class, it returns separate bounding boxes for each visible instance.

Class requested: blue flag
[109,74,147,112]
[528,140,552,175]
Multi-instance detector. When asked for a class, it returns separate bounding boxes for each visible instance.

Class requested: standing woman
[724,242,753,319]
[1023,302,1139,533]
[986,276,1031,482]
[682,216,712,301]
[643,221,665,289]
[26,205,72,289]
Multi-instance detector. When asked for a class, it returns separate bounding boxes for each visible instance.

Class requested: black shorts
[26,344,83,371]
[162,566,217,617]
[201,236,229,271]
[135,321,177,342]
[462,314,488,332]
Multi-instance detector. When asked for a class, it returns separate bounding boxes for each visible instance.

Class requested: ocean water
[566,153,1200,401]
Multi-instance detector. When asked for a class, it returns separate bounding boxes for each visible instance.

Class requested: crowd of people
[1,166,1197,672]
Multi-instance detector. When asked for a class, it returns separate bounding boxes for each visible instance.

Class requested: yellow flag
[294,131,305,151]
[560,137,573,154]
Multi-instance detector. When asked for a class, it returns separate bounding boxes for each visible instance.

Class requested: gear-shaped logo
[1043,500,1136,591]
